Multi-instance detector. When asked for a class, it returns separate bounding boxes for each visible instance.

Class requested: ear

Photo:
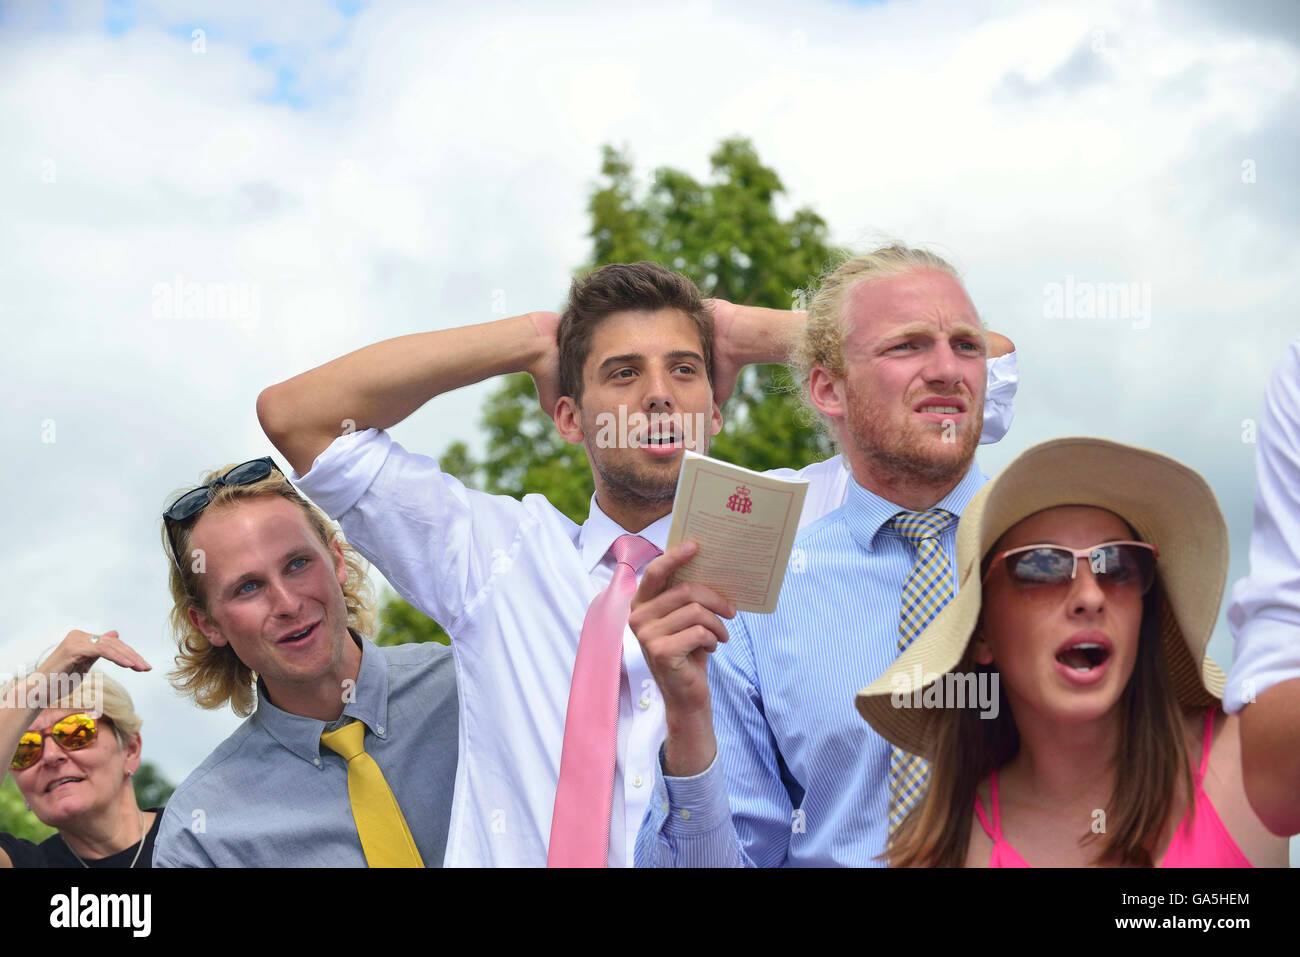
[331,539,348,589]
[123,732,143,775]
[553,394,586,445]
[808,366,846,421]
[971,620,995,666]
[188,605,227,648]
[709,398,723,437]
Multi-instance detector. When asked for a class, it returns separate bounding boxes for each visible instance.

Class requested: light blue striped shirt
[635,463,986,867]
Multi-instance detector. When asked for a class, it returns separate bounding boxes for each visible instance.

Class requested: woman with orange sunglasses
[1,629,157,867]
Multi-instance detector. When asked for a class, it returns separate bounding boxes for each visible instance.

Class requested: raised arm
[707,298,1014,407]
[1225,339,1300,835]
[1239,681,1300,835]
[257,311,560,476]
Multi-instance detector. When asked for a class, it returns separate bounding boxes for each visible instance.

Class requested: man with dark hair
[258,260,1017,866]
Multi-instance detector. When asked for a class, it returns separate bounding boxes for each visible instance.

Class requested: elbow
[1243,777,1300,837]
[1239,683,1300,836]
[256,384,293,451]
[986,331,1015,359]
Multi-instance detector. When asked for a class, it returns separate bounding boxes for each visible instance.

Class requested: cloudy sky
[2,0,1297,858]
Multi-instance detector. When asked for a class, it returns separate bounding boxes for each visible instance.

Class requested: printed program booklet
[665,450,809,614]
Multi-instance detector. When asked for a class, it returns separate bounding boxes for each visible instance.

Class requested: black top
[0,807,163,868]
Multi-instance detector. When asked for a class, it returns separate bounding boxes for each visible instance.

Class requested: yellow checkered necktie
[320,720,424,868]
[887,509,957,837]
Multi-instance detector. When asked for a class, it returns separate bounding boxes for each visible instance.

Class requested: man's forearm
[662,710,719,779]
[720,303,1013,367]
[1240,676,1300,835]
[729,304,805,366]
[258,312,552,475]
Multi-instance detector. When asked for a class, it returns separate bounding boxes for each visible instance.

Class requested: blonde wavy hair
[792,244,971,433]
[163,463,375,717]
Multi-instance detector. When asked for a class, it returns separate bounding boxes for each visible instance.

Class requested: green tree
[0,776,55,843]
[132,761,175,810]
[376,138,839,645]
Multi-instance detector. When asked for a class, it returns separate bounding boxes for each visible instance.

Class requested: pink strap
[547,534,659,868]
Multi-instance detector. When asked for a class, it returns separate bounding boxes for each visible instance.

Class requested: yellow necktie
[320,720,424,868]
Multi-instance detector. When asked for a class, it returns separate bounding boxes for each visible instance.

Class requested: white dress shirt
[1225,337,1300,713]
[293,429,853,866]
[292,352,1019,866]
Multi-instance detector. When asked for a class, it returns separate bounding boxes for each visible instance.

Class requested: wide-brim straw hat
[854,437,1226,759]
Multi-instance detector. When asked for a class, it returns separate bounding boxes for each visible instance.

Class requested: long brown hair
[888,579,1195,867]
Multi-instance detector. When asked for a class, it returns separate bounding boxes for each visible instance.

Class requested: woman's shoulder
[0,829,77,867]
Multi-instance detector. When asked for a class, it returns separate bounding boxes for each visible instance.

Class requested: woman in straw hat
[855,438,1288,867]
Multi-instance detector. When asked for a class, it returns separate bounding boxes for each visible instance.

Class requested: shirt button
[637,697,650,711]
[313,757,321,767]
[376,725,385,736]
[679,809,691,821]
[632,775,643,788]
[661,801,669,814]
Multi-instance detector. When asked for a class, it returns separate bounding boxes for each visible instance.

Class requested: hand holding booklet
[664,450,809,614]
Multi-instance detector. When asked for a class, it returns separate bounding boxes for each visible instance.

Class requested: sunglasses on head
[11,713,107,771]
[982,540,1159,597]
[163,457,285,570]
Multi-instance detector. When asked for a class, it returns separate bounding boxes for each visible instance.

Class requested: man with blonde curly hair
[152,458,457,867]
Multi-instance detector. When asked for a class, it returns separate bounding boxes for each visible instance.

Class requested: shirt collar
[578,494,672,574]
[842,461,987,553]
[252,630,390,766]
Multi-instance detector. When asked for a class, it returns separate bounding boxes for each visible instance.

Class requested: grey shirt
[153,634,458,867]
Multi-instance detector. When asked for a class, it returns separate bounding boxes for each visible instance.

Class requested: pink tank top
[971,708,1251,868]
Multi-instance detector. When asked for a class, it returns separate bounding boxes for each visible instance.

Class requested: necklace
[62,808,147,868]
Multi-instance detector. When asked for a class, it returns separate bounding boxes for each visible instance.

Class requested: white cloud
[1,1,1297,864]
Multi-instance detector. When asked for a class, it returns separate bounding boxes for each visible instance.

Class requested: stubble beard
[585,419,711,519]
[587,441,682,516]
[846,389,982,486]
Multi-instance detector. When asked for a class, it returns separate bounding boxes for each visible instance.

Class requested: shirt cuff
[1223,615,1300,714]
[656,745,733,838]
[979,351,1018,445]
[290,427,392,520]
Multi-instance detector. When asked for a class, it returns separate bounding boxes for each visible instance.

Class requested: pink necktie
[548,533,661,868]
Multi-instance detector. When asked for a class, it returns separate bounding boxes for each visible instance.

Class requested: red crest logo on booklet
[726,485,753,514]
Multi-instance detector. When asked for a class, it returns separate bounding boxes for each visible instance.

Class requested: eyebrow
[880,323,985,343]
[597,350,705,375]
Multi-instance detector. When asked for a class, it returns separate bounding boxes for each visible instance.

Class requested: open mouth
[279,621,320,644]
[1055,642,1111,672]
[913,394,968,414]
[637,426,682,454]
[46,776,84,794]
